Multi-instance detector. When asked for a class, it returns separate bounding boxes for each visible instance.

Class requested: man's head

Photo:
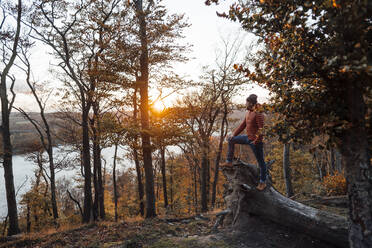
[246,94,258,110]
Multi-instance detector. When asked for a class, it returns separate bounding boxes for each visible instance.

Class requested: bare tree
[208,34,250,208]
[30,0,124,223]
[0,0,22,236]
[14,42,60,223]
[30,0,94,223]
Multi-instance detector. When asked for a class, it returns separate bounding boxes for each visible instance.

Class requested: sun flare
[153,100,166,112]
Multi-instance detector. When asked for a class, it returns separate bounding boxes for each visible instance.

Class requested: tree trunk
[330,148,336,175]
[133,88,145,217]
[136,0,156,218]
[340,84,372,247]
[97,147,104,220]
[201,151,208,212]
[92,135,99,221]
[26,201,31,233]
[133,147,145,217]
[92,122,98,221]
[283,143,294,197]
[82,105,93,223]
[335,149,343,173]
[93,132,104,220]
[193,163,198,213]
[113,143,118,222]
[160,146,168,209]
[91,104,105,220]
[1,141,19,236]
[155,163,159,201]
[48,148,58,222]
[206,153,210,206]
[94,107,105,220]
[212,110,228,208]
[221,161,348,248]
[169,159,174,209]
[0,0,21,236]
[38,94,58,222]
[315,151,324,180]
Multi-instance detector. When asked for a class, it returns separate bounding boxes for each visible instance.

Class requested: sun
[153,100,166,112]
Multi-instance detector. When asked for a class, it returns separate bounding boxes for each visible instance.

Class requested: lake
[0,145,129,220]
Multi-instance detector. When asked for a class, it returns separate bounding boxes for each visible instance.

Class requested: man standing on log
[221,94,267,191]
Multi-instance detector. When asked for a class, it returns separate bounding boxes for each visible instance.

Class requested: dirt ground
[0,210,345,248]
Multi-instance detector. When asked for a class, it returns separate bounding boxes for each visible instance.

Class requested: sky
[12,0,269,112]
[161,0,269,106]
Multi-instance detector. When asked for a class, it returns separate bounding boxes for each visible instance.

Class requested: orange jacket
[233,110,264,143]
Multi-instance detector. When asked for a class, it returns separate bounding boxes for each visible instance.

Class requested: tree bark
[95,110,105,220]
[91,104,105,220]
[0,0,21,236]
[133,88,145,217]
[82,103,93,223]
[221,161,348,248]
[340,84,372,247]
[212,108,228,208]
[92,136,99,221]
[160,146,168,209]
[113,143,119,222]
[193,162,198,213]
[283,143,294,197]
[200,150,208,212]
[335,149,342,172]
[330,148,336,175]
[26,202,31,233]
[170,160,174,210]
[136,0,156,218]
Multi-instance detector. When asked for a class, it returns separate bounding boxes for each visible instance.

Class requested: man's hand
[226,135,233,141]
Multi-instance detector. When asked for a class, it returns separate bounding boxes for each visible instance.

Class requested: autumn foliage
[322,172,347,196]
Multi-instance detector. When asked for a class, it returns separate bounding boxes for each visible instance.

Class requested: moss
[145,237,230,248]
[102,241,124,248]
[204,240,230,248]
[145,238,187,248]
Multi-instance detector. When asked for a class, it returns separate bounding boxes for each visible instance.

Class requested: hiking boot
[220,161,233,168]
[256,182,267,191]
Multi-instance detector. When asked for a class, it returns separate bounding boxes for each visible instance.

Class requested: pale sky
[161,0,269,106]
[13,0,269,112]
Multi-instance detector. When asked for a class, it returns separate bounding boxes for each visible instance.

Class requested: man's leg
[221,135,250,167]
[249,142,267,190]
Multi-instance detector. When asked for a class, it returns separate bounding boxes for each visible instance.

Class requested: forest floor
[0,201,347,248]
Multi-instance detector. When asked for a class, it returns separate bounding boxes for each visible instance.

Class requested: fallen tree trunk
[221,161,348,248]
[301,195,348,208]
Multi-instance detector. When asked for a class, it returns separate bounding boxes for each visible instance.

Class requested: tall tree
[175,89,222,212]
[83,0,125,221]
[207,0,371,246]
[31,0,125,222]
[151,102,187,210]
[282,143,293,197]
[31,0,95,223]
[0,0,22,236]
[134,0,156,218]
[206,34,250,208]
[15,44,60,223]
[131,88,145,216]
[126,0,190,217]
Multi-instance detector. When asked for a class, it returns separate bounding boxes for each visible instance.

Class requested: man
[221,94,267,191]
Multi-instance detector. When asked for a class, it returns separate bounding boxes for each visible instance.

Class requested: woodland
[0,0,371,248]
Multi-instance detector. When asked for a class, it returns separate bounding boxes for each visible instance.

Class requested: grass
[0,214,217,248]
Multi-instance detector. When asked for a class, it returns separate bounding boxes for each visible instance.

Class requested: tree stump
[220,160,349,248]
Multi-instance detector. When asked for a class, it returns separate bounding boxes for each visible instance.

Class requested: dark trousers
[226,135,267,182]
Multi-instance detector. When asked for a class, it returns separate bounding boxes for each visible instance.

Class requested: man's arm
[253,113,264,144]
[232,118,246,137]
